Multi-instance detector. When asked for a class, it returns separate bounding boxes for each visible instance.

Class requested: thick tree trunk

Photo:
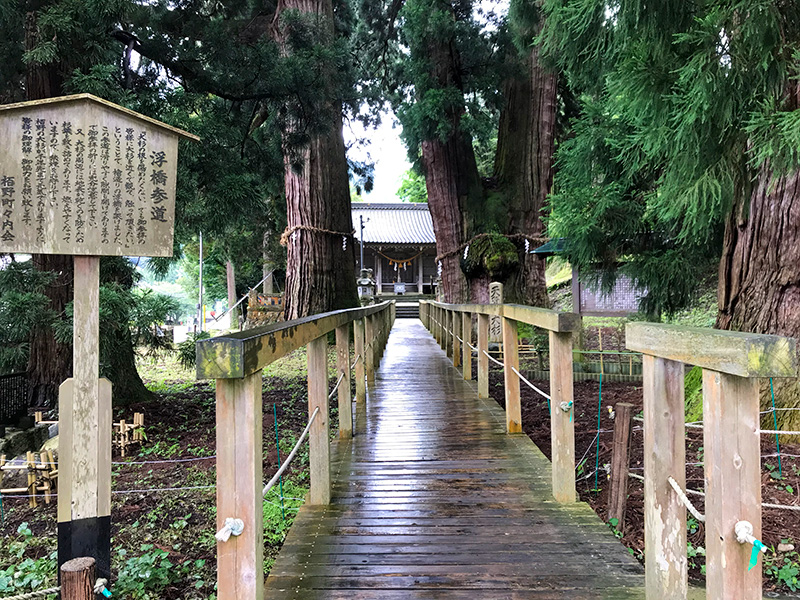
[717,165,800,434]
[417,1,484,304]
[276,0,358,319]
[494,37,555,308]
[422,130,481,303]
[27,255,73,408]
[25,5,72,409]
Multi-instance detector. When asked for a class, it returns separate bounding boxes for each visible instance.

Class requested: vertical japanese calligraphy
[0,95,191,257]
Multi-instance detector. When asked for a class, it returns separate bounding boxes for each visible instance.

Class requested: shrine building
[351,202,438,296]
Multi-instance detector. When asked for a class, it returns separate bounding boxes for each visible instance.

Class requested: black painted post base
[58,516,111,583]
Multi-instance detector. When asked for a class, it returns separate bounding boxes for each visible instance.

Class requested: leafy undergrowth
[0,347,329,599]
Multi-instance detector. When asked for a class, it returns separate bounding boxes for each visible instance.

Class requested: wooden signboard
[0,94,197,582]
[0,94,196,257]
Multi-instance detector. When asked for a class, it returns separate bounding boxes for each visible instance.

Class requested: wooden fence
[419,300,581,503]
[195,300,394,600]
[627,323,797,600]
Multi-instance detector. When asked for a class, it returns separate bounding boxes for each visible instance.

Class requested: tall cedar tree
[541,1,800,428]
[364,0,553,304]
[1,0,159,407]
[274,1,359,318]
[129,0,358,318]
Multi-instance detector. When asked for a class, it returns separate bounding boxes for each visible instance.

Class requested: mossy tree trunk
[414,1,553,307]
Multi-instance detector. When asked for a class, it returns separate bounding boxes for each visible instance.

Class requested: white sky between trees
[344,0,509,203]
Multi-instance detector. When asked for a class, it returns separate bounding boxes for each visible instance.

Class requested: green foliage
[541,0,800,316]
[0,523,57,597]
[114,545,208,600]
[0,262,56,373]
[766,544,800,592]
[684,366,704,423]
[397,169,428,203]
[178,331,211,371]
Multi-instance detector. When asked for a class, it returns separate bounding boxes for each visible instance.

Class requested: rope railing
[668,476,706,523]
[263,407,320,497]
[483,349,504,368]
[328,372,346,401]
[351,354,361,370]
[1,578,109,599]
[511,366,551,401]
[627,472,800,512]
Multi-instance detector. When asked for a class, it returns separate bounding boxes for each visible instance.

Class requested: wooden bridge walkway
[265,319,646,599]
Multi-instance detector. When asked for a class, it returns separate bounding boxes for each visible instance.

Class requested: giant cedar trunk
[494,37,555,308]
[417,1,484,304]
[421,130,481,303]
[276,0,358,319]
[717,165,800,435]
[27,254,72,408]
[25,5,72,408]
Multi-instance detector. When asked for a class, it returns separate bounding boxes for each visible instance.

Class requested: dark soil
[0,373,318,599]
[484,369,800,593]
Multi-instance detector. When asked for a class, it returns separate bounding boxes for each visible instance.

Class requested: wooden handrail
[196,301,393,379]
[208,301,395,600]
[625,322,797,600]
[426,301,580,332]
[420,300,580,504]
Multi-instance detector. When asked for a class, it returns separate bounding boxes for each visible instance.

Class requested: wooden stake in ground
[608,402,634,532]
[60,556,96,600]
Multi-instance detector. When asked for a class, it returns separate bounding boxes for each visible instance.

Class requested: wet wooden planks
[265,320,646,599]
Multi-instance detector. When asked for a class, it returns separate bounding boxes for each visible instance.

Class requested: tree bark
[417,1,484,304]
[494,32,555,308]
[24,4,72,409]
[27,254,73,408]
[275,0,358,319]
[717,164,800,433]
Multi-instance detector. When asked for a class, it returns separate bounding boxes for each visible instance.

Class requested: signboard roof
[0,94,198,257]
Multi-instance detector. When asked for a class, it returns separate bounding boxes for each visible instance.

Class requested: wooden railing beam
[549,330,575,503]
[477,313,489,399]
[502,317,521,433]
[335,324,352,439]
[642,355,687,599]
[703,370,761,599]
[354,318,366,404]
[462,312,472,380]
[307,337,330,505]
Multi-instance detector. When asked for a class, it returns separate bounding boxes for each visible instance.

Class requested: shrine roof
[351,203,436,246]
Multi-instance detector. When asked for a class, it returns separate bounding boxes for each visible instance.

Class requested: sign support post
[0,93,198,582]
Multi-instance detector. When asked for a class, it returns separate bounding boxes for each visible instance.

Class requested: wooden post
[216,370,264,600]
[478,313,489,398]
[502,317,521,433]
[335,324,352,439]
[453,310,461,368]
[60,556,95,600]
[307,337,331,505]
[642,355,687,599]
[549,330,575,502]
[354,318,366,404]
[703,370,761,599]
[365,315,375,385]
[608,402,634,530]
[462,312,472,380]
[58,256,112,580]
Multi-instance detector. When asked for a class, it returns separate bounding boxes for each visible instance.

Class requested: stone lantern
[357,268,376,305]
